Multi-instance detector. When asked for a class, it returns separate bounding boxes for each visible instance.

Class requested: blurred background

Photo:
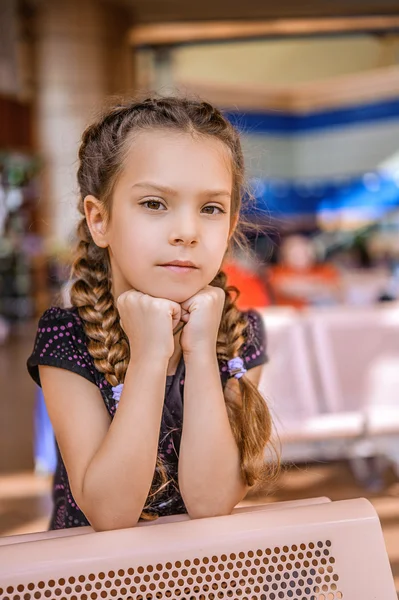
[1,0,399,590]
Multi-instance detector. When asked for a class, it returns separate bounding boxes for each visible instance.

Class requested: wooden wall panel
[130,17,399,47]
[0,96,33,151]
[126,0,399,24]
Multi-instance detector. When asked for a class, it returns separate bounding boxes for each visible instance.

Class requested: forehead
[119,129,233,190]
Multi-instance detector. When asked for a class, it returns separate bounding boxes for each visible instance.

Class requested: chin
[152,283,204,304]
[159,289,198,304]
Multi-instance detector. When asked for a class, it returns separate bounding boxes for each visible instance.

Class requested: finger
[180,296,195,313]
[170,303,182,330]
[173,322,185,336]
[180,286,210,312]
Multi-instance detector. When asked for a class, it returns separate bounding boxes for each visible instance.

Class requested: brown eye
[143,200,165,210]
[202,205,224,215]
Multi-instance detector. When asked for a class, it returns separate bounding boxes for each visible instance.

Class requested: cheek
[202,237,229,282]
[111,218,149,258]
[206,224,230,258]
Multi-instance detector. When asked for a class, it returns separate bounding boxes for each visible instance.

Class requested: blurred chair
[0,498,396,599]
[340,267,391,305]
[305,305,399,414]
[306,304,399,480]
[258,308,364,464]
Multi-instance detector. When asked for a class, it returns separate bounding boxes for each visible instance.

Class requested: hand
[117,290,182,362]
[179,285,225,357]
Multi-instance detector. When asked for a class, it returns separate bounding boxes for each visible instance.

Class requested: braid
[213,270,248,361]
[213,270,277,487]
[69,219,129,388]
[70,220,169,521]
[69,94,278,519]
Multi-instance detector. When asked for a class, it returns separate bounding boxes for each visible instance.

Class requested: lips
[159,260,199,274]
[160,260,198,269]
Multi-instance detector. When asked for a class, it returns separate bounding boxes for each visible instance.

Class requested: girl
[27,96,278,532]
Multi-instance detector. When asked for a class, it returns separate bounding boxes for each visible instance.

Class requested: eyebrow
[131,182,231,198]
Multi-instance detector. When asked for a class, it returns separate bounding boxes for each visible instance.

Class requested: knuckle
[117,294,126,309]
[152,298,165,309]
[216,287,225,299]
[139,293,149,305]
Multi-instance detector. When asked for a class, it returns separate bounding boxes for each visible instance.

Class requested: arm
[39,354,168,531]
[179,357,263,519]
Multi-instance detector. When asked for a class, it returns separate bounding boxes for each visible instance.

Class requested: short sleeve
[27,306,97,387]
[220,309,268,385]
[240,309,268,370]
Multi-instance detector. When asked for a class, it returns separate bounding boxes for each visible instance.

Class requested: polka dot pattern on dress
[26,305,267,529]
[220,309,268,380]
[28,306,97,386]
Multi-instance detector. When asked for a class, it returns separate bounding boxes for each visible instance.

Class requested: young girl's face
[103,129,234,303]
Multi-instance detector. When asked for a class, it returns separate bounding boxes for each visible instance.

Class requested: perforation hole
[2,538,343,599]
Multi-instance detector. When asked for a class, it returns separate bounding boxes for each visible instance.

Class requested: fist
[117,289,182,361]
[179,285,225,356]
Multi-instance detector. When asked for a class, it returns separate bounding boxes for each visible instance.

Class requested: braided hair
[70,96,279,517]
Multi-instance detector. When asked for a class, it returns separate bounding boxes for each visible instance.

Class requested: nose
[169,209,199,246]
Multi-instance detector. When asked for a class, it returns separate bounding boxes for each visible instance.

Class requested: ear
[84,195,109,248]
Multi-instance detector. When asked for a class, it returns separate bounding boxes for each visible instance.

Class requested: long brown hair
[69,95,279,518]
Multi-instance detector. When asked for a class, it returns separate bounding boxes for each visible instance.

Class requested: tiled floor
[1,323,399,594]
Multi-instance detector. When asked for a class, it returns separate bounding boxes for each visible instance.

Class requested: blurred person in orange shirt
[223,253,271,311]
[267,234,342,309]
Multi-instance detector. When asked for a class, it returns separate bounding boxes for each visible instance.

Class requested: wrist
[183,347,218,367]
[127,353,169,371]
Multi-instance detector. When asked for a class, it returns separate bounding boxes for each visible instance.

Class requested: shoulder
[27,305,97,387]
[241,309,268,366]
[37,305,84,330]
[33,305,89,357]
[219,309,268,385]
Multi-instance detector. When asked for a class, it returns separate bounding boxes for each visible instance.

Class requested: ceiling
[107,0,399,24]
[23,0,399,25]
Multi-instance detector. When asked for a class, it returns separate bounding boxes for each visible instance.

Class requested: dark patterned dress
[27,306,267,530]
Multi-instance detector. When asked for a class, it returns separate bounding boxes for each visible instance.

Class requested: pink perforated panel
[0,537,342,600]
